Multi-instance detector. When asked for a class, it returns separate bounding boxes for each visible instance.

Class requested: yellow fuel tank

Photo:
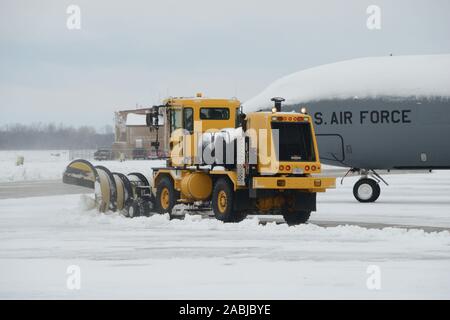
[181,172,213,201]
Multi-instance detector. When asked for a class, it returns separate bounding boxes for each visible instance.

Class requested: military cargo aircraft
[244,54,450,202]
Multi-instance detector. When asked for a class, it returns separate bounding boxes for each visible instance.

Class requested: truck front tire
[155,176,177,214]
[283,211,311,226]
[212,178,245,223]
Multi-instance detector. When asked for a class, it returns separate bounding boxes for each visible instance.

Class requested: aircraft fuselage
[283,97,450,170]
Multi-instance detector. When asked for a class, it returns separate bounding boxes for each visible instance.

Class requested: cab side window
[235,107,241,128]
[183,108,193,134]
[170,108,182,133]
[200,108,230,120]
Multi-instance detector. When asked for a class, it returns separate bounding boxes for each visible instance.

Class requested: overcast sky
[1,0,449,128]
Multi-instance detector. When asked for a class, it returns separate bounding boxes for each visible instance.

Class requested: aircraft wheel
[353,178,380,203]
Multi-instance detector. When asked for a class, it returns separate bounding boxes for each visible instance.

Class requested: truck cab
[163,94,241,167]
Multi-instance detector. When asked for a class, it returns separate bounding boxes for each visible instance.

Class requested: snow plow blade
[63,159,97,189]
[63,159,119,212]
[95,165,117,212]
[62,159,153,215]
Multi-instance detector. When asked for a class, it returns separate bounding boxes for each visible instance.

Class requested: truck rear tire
[212,178,245,223]
[283,211,311,226]
[155,177,177,214]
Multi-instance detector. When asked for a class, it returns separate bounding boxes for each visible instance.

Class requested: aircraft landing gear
[353,178,380,202]
[341,168,388,203]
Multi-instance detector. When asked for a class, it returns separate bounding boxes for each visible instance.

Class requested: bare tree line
[0,123,114,150]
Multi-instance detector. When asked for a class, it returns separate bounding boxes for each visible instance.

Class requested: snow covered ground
[0,150,449,299]
[0,176,450,299]
[0,150,164,182]
[315,171,450,228]
[0,194,449,299]
[0,150,70,182]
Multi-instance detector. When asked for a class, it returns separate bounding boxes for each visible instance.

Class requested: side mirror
[146,105,161,127]
[146,113,153,127]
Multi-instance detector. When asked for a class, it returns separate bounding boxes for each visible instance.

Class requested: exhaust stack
[271,97,285,112]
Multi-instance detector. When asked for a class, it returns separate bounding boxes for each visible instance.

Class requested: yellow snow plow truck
[63,95,335,225]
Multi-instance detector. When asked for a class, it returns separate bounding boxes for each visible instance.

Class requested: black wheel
[155,176,177,214]
[233,212,247,223]
[127,201,141,218]
[283,211,311,226]
[141,200,152,217]
[353,178,381,203]
[212,178,245,222]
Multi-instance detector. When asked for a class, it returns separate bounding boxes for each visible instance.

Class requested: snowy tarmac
[0,169,449,299]
[0,180,90,199]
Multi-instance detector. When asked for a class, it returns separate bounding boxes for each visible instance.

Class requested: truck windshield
[271,122,316,162]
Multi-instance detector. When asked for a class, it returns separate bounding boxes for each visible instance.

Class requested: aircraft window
[200,108,230,120]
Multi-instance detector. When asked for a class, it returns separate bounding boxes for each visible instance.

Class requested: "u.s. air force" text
[313,109,412,125]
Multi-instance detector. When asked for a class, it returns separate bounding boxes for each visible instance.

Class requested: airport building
[112,107,168,159]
